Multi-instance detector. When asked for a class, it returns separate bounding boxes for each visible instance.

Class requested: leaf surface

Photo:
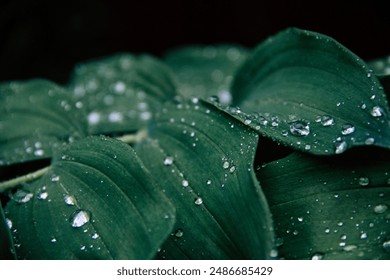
[257,150,390,259]
[231,28,390,155]
[5,136,175,259]
[136,100,274,259]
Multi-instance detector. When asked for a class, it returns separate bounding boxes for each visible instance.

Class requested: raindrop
[311,253,324,260]
[297,217,304,222]
[51,174,60,182]
[229,166,236,173]
[365,137,375,145]
[88,112,100,125]
[340,234,347,240]
[334,141,348,154]
[289,121,310,136]
[337,221,344,227]
[270,249,278,258]
[51,237,57,243]
[358,177,370,186]
[11,189,33,204]
[113,81,126,93]
[320,115,335,127]
[206,180,212,185]
[70,210,90,228]
[371,106,383,117]
[360,233,367,240]
[174,229,184,238]
[5,218,12,229]
[64,195,76,206]
[182,180,189,187]
[163,156,174,166]
[108,112,123,123]
[325,228,330,234]
[374,204,388,214]
[383,240,390,252]
[34,149,44,156]
[343,245,357,252]
[194,197,203,205]
[92,233,99,240]
[244,119,252,125]
[37,192,48,200]
[223,161,230,169]
[341,124,355,135]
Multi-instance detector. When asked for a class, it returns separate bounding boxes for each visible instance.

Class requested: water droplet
[340,234,347,240]
[108,112,123,123]
[70,210,90,228]
[341,124,355,135]
[174,229,183,238]
[244,119,252,125]
[337,221,344,227]
[371,106,383,117]
[80,245,86,251]
[374,204,388,214]
[293,230,299,236]
[223,161,230,169]
[365,137,375,145]
[334,141,348,154]
[92,233,99,240]
[37,192,48,200]
[113,81,126,93]
[297,217,304,222]
[311,253,324,260]
[34,149,44,156]
[229,166,236,173]
[275,237,284,247]
[11,189,34,204]
[289,121,310,136]
[360,233,367,239]
[64,195,76,206]
[194,197,203,205]
[339,242,346,247]
[51,174,60,182]
[88,112,100,125]
[270,249,278,258]
[325,228,330,234]
[51,237,57,243]
[343,245,357,252]
[163,156,174,166]
[383,240,390,252]
[320,115,335,127]
[182,180,189,187]
[5,218,12,229]
[358,177,370,186]
[206,180,212,185]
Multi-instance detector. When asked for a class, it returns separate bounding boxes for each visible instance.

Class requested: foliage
[0,28,389,260]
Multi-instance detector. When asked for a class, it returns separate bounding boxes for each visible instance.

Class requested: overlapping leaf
[69,53,178,135]
[135,100,274,259]
[165,45,248,104]
[257,151,390,259]
[0,203,15,259]
[230,28,390,155]
[0,79,87,166]
[5,136,175,259]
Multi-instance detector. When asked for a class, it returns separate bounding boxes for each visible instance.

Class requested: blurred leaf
[0,79,87,166]
[136,100,274,259]
[368,55,390,76]
[257,150,390,259]
[230,28,390,155]
[0,203,15,259]
[5,136,175,259]
[68,53,178,135]
[165,45,248,104]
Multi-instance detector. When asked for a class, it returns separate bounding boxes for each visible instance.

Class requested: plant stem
[0,166,50,193]
[116,129,147,144]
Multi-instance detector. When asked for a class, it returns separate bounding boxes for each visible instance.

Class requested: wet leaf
[165,45,248,104]
[69,53,178,135]
[257,150,390,259]
[5,136,175,259]
[231,28,390,155]
[0,79,87,166]
[135,100,274,259]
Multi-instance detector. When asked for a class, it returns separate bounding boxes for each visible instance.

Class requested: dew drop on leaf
[194,197,203,205]
[370,106,383,117]
[360,232,368,240]
[289,121,310,136]
[163,156,174,166]
[320,115,335,127]
[11,189,34,204]
[5,218,12,229]
[182,180,189,187]
[341,124,355,135]
[174,229,184,238]
[334,141,348,154]
[64,195,76,206]
[358,177,370,186]
[51,174,60,182]
[91,233,99,240]
[374,204,388,214]
[365,137,375,145]
[311,253,324,260]
[223,161,230,169]
[343,245,357,252]
[37,192,48,200]
[383,240,390,253]
[70,210,90,228]
[206,180,212,185]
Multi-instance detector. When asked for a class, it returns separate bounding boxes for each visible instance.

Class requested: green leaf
[231,28,390,155]
[5,136,175,259]
[0,79,87,166]
[0,203,15,259]
[257,150,390,259]
[165,45,248,104]
[135,100,274,259]
[69,53,178,135]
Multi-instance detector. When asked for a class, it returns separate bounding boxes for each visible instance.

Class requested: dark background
[0,0,389,84]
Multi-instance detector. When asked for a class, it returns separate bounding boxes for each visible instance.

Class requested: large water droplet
[358,177,370,186]
[290,121,310,136]
[320,115,335,127]
[311,253,324,260]
[163,156,174,166]
[64,195,76,206]
[334,141,348,154]
[341,124,355,135]
[223,161,230,169]
[374,204,388,214]
[371,106,383,117]
[70,210,90,228]
[365,137,375,145]
[11,189,34,204]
